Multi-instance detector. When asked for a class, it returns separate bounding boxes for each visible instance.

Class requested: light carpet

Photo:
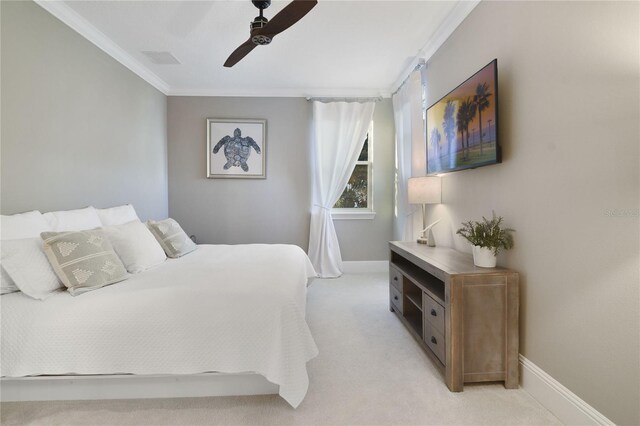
[1,273,560,425]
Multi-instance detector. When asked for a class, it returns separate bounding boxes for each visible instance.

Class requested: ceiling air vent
[141,51,180,65]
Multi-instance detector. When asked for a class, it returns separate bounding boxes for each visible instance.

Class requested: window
[332,123,375,220]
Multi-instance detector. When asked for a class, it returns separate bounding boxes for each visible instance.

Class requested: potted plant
[456,213,514,267]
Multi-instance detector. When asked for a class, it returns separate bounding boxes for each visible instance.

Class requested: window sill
[331,210,376,220]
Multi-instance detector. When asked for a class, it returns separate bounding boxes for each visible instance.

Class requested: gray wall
[1,1,168,221]
[167,97,393,260]
[167,97,311,248]
[424,2,639,424]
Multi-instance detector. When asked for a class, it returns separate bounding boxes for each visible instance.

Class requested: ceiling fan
[224,0,318,67]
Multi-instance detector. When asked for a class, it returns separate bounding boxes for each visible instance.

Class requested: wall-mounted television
[426,59,500,175]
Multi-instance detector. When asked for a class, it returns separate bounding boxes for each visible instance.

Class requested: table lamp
[407,176,442,246]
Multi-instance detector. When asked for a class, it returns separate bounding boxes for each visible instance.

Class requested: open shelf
[404,311,423,338]
[405,292,422,311]
[391,255,445,304]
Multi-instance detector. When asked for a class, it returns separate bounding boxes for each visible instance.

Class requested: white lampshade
[408,176,441,204]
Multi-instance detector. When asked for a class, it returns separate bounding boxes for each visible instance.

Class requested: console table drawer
[390,285,403,313]
[389,266,402,291]
[423,293,445,335]
[424,322,445,365]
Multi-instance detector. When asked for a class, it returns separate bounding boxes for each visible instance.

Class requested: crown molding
[418,0,481,65]
[36,0,477,99]
[34,0,170,95]
[391,0,481,94]
[167,87,390,98]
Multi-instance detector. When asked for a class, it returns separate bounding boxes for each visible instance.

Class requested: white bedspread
[1,244,318,408]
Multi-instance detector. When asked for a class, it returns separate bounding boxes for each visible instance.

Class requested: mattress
[1,244,318,408]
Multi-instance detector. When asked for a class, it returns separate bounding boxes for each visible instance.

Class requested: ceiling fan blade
[260,0,318,38]
[224,0,317,67]
[224,38,257,67]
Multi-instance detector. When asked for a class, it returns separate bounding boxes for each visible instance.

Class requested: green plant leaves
[456,213,514,256]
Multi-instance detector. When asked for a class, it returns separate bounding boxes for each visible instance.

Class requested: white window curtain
[308,101,376,278]
[393,70,424,241]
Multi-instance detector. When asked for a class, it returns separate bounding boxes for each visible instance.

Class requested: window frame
[332,122,376,220]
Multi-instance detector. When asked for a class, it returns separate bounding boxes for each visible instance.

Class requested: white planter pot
[472,245,497,268]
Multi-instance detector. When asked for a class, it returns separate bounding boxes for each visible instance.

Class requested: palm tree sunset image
[427,60,499,174]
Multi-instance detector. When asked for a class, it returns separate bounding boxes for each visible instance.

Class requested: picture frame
[207,118,267,179]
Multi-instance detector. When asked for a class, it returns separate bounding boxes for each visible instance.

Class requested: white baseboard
[519,355,614,425]
[1,373,278,402]
[342,261,388,273]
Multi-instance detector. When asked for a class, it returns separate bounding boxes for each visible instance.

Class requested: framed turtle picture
[207,118,266,179]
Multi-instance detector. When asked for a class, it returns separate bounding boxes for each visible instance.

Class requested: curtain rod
[305,96,383,103]
[391,60,426,97]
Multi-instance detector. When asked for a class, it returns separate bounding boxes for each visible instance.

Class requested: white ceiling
[38,0,478,97]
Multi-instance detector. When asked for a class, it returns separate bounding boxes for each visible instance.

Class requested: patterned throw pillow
[146,219,197,258]
[41,229,128,296]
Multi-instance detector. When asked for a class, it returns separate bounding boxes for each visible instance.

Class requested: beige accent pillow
[41,229,129,296]
[146,219,197,258]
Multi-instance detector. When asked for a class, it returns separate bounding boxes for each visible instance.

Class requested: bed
[1,243,319,408]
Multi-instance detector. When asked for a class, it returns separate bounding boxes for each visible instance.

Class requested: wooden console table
[389,241,519,391]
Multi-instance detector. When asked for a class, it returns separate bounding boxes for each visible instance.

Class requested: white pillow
[103,220,166,273]
[97,204,139,226]
[43,206,102,232]
[1,210,51,240]
[1,238,63,300]
[1,266,19,295]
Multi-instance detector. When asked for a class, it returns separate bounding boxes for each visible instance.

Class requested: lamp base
[417,229,436,247]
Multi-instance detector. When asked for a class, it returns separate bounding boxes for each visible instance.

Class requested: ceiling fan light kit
[224,0,318,67]
[252,34,272,46]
